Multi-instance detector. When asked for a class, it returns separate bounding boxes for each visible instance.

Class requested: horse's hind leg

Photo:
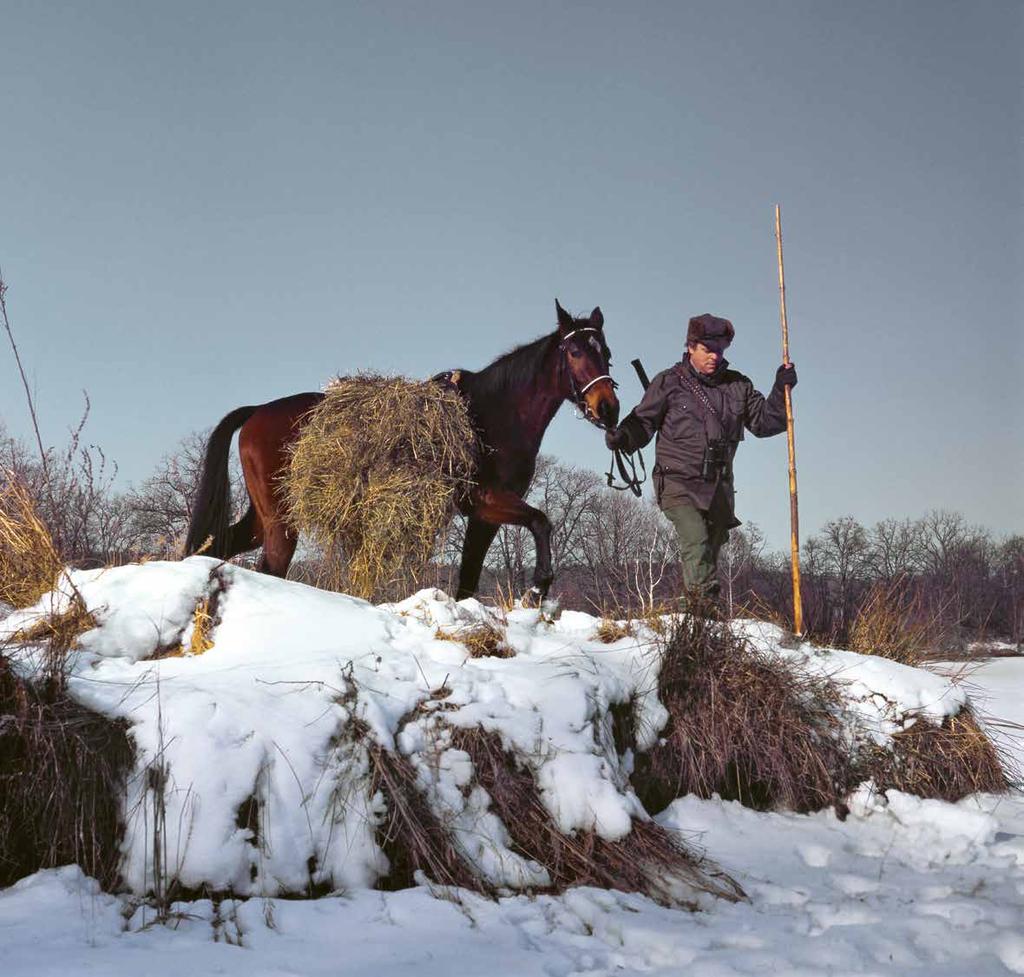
[221,505,261,560]
[257,520,297,578]
[238,398,313,579]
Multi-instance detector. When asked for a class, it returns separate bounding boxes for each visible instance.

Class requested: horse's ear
[555,299,573,333]
[590,306,604,330]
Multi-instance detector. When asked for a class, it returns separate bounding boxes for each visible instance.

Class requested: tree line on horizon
[2,420,1020,653]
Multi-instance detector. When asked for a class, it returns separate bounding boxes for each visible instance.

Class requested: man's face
[688,341,724,375]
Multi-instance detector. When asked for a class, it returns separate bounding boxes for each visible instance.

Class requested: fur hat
[686,314,735,352]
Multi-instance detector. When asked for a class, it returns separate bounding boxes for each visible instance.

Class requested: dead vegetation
[595,618,635,643]
[859,705,1008,800]
[359,718,488,894]
[633,612,852,815]
[450,726,744,905]
[0,655,134,888]
[282,374,479,601]
[0,476,64,609]
[151,598,217,660]
[631,611,1008,815]
[434,622,513,658]
[849,579,930,665]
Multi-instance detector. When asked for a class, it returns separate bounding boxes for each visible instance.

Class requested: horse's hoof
[519,586,545,609]
[540,596,561,622]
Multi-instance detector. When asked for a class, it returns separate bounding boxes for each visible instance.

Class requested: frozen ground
[2,561,1023,976]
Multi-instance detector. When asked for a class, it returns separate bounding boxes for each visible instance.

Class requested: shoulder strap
[674,365,722,422]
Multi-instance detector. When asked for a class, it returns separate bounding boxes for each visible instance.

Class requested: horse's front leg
[469,487,553,604]
[456,517,500,600]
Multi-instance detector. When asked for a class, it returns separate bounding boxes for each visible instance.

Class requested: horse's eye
[570,348,582,358]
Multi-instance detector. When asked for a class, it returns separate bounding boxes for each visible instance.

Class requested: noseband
[558,327,616,428]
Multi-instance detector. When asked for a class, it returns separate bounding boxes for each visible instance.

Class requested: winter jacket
[616,355,788,523]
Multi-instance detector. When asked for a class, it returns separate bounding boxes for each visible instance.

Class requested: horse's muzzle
[584,381,620,430]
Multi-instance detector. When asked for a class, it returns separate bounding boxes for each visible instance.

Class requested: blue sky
[1,0,1020,549]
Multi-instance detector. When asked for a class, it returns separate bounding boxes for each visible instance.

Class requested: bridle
[558,327,616,429]
[558,326,646,497]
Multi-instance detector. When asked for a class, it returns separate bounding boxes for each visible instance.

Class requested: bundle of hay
[283,374,479,600]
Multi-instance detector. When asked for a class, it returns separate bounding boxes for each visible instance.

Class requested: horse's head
[556,300,620,429]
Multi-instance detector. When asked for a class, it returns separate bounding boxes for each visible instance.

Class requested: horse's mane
[465,330,559,400]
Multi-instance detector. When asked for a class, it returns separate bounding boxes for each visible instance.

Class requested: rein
[605,447,646,497]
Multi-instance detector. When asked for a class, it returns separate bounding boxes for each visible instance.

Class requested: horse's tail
[184,405,259,557]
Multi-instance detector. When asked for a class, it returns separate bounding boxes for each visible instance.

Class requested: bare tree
[721,522,765,618]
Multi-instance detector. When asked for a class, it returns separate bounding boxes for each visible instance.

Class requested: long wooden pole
[774,205,803,636]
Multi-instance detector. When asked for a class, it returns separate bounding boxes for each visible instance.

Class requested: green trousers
[663,494,731,598]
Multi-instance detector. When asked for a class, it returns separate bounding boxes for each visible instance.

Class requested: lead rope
[606,446,646,497]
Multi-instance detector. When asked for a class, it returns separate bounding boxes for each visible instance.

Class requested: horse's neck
[473,337,567,452]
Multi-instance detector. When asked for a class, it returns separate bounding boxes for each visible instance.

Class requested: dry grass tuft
[154,599,217,659]
[434,622,512,659]
[595,618,635,644]
[0,476,63,609]
[849,580,929,665]
[451,726,745,905]
[283,375,479,601]
[859,705,1008,801]
[359,719,488,894]
[186,599,216,655]
[632,611,1009,814]
[0,654,134,888]
[11,596,97,683]
[633,612,852,815]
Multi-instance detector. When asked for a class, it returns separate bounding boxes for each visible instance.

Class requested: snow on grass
[0,558,988,899]
[4,778,1024,976]
[2,561,1022,975]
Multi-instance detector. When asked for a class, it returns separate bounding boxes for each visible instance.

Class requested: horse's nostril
[602,399,620,427]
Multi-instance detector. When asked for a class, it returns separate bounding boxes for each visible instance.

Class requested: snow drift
[0,557,999,904]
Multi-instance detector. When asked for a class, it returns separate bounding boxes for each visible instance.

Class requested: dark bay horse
[184,301,619,601]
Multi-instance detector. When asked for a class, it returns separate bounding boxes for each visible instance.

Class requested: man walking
[605,314,796,603]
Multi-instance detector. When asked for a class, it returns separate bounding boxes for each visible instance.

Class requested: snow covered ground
[2,560,1023,976]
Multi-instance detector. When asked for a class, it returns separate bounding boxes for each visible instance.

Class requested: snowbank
[0,559,981,899]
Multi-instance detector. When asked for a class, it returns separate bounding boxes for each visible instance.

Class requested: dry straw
[358,718,488,894]
[434,622,513,659]
[632,608,1008,815]
[283,375,479,601]
[849,579,930,665]
[0,655,134,888]
[0,475,63,609]
[860,705,1008,800]
[450,726,745,905]
[634,609,852,815]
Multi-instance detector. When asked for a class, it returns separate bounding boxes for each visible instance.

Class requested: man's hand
[775,363,798,389]
[605,426,629,451]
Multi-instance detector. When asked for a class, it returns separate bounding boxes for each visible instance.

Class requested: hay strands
[283,374,480,601]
